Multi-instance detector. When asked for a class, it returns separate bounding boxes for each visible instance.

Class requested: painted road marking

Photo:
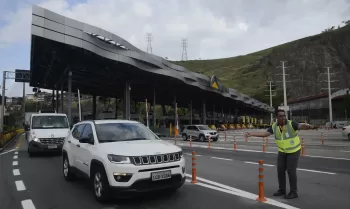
[13,155,18,159]
[185,153,202,157]
[211,157,232,161]
[297,168,336,175]
[0,149,16,156]
[185,173,299,209]
[13,169,20,176]
[15,151,18,154]
[15,180,26,191]
[13,161,18,166]
[21,199,36,209]
[304,155,350,161]
[340,150,350,153]
[244,161,275,167]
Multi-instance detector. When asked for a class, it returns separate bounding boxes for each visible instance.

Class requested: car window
[95,122,160,143]
[197,125,210,130]
[72,124,86,139]
[81,124,94,141]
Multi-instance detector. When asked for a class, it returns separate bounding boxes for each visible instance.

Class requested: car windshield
[31,115,69,129]
[95,122,160,143]
[197,125,211,130]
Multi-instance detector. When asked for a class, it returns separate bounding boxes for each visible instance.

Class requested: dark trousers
[277,149,301,193]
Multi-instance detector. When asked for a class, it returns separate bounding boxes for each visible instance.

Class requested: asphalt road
[1,133,350,209]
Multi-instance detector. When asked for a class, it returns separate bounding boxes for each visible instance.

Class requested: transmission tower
[181,38,188,61]
[265,80,276,123]
[320,67,339,122]
[146,33,153,54]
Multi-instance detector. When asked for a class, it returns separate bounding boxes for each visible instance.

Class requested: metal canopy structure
[30,6,274,113]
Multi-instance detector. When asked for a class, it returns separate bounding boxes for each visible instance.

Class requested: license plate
[48,145,57,149]
[151,170,171,181]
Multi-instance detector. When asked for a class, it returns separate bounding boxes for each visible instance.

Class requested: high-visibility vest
[272,120,301,153]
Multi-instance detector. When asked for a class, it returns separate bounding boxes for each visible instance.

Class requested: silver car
[181,125,218,142]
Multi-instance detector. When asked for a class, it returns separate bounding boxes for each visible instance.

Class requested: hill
[173,23,350,105]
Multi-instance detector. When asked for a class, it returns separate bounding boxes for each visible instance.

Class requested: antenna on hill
[265,81,276,124]
[181,38,188,61]
[276,61,293,119]
[146,33,153,54]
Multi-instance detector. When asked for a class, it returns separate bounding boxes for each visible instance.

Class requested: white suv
[62,120,186,202]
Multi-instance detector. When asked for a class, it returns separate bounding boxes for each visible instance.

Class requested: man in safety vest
[245,109,317,199]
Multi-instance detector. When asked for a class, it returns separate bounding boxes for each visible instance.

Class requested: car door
[75,123,95,175]
[70,124,86,168]
[187,126,197,140]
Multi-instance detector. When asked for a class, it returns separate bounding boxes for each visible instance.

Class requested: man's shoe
[273,190,286,196]
[284,192,298,199]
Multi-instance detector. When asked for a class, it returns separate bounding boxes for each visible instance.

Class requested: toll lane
[183,149,350,209]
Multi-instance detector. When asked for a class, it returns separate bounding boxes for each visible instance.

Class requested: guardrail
[0,129,25,149]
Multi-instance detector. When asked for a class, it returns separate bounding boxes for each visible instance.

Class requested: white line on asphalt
[244,161,275,167]
[0,149,16,156]
[21,199,36,209]
[184,153,202,157]
[297,168,336,175]
[15,180,26,191]
[304,155,350,161]
[13,155,18,159]
[13,169,20,176]
[15,151,18,154]
[211,157,232,161]
[340,150,350,153]
[185,173,299,209]
[13,161,18,166]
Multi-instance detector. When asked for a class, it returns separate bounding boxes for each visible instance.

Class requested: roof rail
[38,110,57,113]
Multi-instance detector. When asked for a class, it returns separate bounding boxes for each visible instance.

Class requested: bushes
[0,129,25,148]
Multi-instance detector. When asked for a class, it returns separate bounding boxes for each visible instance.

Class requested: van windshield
[31,115,69,129]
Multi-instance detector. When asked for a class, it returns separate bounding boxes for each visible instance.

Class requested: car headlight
[179,151,183,158]
[107,154,131,164]
[32,135,40,142]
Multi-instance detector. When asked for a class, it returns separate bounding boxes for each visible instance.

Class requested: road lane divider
[21,199,36,209]
[191,151,198,184]
[211,157,232,161]
[185,152,201,157]
[185,173,299,209]
[263,138,267,153]
[234,136,237,150]
[297,168,336,175]
[13,169,20,176]
[0,148,15,156]
[13,161,18,166]
[256,160,267,202]
[15,180,26,191]
[189,135,192,147]
[244,161,275,167]
[321,132,324,145]
[301,138,305,156]
[207,136,211,149]
[13,155,18,159]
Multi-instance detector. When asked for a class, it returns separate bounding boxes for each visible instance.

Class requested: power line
[276,61,293,119]
[146,33,153,54]
[181,38,188,61]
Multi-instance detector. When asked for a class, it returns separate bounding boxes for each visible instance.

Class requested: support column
[202,101,206,125]
[173,96,177,127]
[60,81,64,113]
[67,71,72,125]
[189,100,193,125]
[52,89,55,110]
[115,98,118,119]
[213,104,216,125]
[55,88,59,113]
[123,82,131,120]
[152,88,156,131]
[92,95,96,120]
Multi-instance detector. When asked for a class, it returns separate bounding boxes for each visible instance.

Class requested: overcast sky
[1,0,350,97]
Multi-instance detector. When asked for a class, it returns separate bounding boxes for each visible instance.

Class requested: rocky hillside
[173,24,350,105]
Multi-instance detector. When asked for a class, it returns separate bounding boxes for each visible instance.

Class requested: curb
[0,133,22,153]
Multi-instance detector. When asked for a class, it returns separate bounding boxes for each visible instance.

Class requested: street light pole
[1,71,6,132]
[326,67,333,122]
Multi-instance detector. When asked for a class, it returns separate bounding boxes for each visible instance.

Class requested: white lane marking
[15,151,18,154]
[15,180,26,191]
[0,149,16,156]
[13,155,18,159]
[297,168,336,175]
[13,161,18,166]
[13,169,20,176]
[185,173,299,209]
[304,155,350,161]
[21,199,36,209]
[184,153,202,157]
[244,161,275,167]
[211,157,232,161]
[340,150,350,153]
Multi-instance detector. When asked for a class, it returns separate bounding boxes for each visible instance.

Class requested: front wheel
[63,154,76,181]
[92,166,111,202]
[182,134,188,141]
[199,135,205,142]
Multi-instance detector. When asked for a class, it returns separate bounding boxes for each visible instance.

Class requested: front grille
[39,138,65,145]
[209,132,216,135]
[131,152,181,166]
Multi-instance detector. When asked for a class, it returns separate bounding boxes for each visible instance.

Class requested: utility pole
[181,38,188,61]
[265,81,276,124]
[320,67,339,122]
[146,33,153,54]
[276,61,292,119]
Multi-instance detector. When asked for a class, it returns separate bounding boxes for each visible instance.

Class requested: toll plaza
[29,6,274,134]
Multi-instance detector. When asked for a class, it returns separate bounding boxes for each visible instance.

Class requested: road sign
[14,69,30,83]
[278,106,290,111]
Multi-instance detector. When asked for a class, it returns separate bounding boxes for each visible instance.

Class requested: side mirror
[79,137,93,144]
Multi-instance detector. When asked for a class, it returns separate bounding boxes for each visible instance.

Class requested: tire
[199,135,205,142]
[213,138,218,142]
[182,134,188,141]
[91,165,111,202]
[63,154,76,181]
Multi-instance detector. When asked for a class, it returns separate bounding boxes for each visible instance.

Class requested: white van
[25,111,70,156]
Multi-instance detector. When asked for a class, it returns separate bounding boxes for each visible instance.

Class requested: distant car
[62,120,185,202]
[342,125,350,140]
[181,124,218,142]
